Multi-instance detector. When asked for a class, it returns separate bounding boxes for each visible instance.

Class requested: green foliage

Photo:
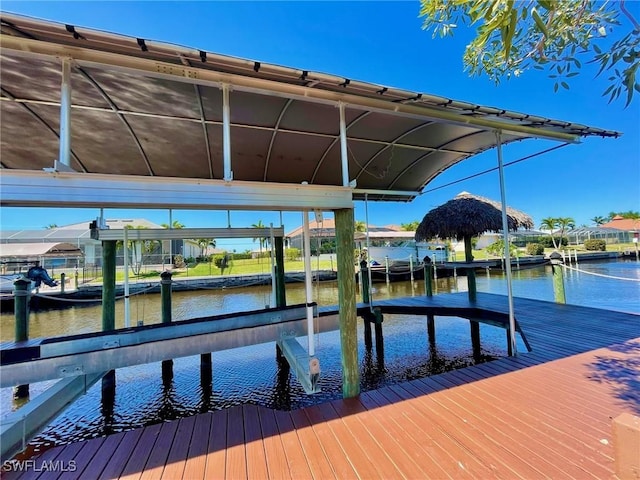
[606,210,640,220]
[584,239,607,251]
[486,239,518,257]
[173,254,186,268]
[161,220,185,229]
[591,215,607,225]
[526,243,545,255]
[538,236,568,248]
[419,0,640,106]
[401,221,420,231]
[355,221,367,232]
[286,248,301,261]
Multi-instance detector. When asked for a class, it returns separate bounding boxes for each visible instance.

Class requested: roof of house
[0,242,83,259]
[601,217,640,231]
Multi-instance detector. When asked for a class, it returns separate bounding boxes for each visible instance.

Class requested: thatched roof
[415,192,534,241]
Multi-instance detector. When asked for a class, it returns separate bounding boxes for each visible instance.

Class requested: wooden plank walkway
[3,293,639,479]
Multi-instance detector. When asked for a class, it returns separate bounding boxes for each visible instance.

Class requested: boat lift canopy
[0,12,620,211]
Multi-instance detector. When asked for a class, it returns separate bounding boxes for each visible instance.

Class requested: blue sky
[1,1,639,249]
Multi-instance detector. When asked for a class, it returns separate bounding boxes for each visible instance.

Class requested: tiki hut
[415,191,533,300]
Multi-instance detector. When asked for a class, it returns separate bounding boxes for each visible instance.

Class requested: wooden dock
[3,293,639,479]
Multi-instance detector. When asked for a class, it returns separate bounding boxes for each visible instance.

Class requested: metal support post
[58,57,72,168]
[222,83,233,182]
[496,130,517,355]
[339,102,350,187]
[302,210,315,356]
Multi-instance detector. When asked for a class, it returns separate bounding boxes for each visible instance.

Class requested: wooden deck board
[257,407,292,480]
[139,421,179,480]
[160,415,196,480]
[119,423,162,480]
[242,405,269,480]
[302,405,358,479]
[204,409,227,480]
[224,406,246,480]
[7,293,639,480]
[272,409,313,480]
[181,413,212,480]
[288,407,335,480]
[98,430,144,480]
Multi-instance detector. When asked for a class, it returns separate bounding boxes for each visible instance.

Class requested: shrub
[286,248,301,261]
[539,236,568,248]
[525,243,544,255]
[584,239,606,251]
[173,254,186,268]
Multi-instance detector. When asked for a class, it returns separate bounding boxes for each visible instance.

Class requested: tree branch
[620,0,640,31]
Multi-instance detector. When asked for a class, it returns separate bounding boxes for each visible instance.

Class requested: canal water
[1,259,638,454]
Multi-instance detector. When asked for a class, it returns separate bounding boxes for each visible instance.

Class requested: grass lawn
[101,257,336,282]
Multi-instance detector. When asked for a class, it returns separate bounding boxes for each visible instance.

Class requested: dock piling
[160,271,175,378]
[13,277,31,399]
[424,258,434,297]
[60,273,65,294]
[549,252,566,304]
[470,321,481,362]
[427,315,436,345]
[101,240,117,395]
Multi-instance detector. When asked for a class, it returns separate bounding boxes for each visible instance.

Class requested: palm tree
[401,221,419,231]
[161,220,184,265]
[355,221,366,232]
[117,225,157,275]
[44,224,58,229]
[539,217,559,249]
[252,220,268,262]
[195,238,216,259]
[161,220,185,229]
[556,217,575,246]
[591,216,606,226]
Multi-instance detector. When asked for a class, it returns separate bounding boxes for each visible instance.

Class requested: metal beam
[276,336,320,394]
[0,372,105,462]
[92,227,285,241]
[0,170,354,210]
[0,304,326,388]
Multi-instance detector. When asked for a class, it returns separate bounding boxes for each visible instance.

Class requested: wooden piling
[427,314,436,345]
[101,241,117,392]
[13,277,31,399]
[360,260,370,304]
[364,318,372,349]
[101,241,116,332]
[464,236,477,301]
[470,320,481,362]
[335,208,359,398]
[424,259,434,297]
[60,273,66,294]
[160,271,175,376]
[274,236,286,308]
[549,252,566,304]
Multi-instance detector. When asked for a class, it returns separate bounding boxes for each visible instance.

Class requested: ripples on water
[1,259,637,454]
